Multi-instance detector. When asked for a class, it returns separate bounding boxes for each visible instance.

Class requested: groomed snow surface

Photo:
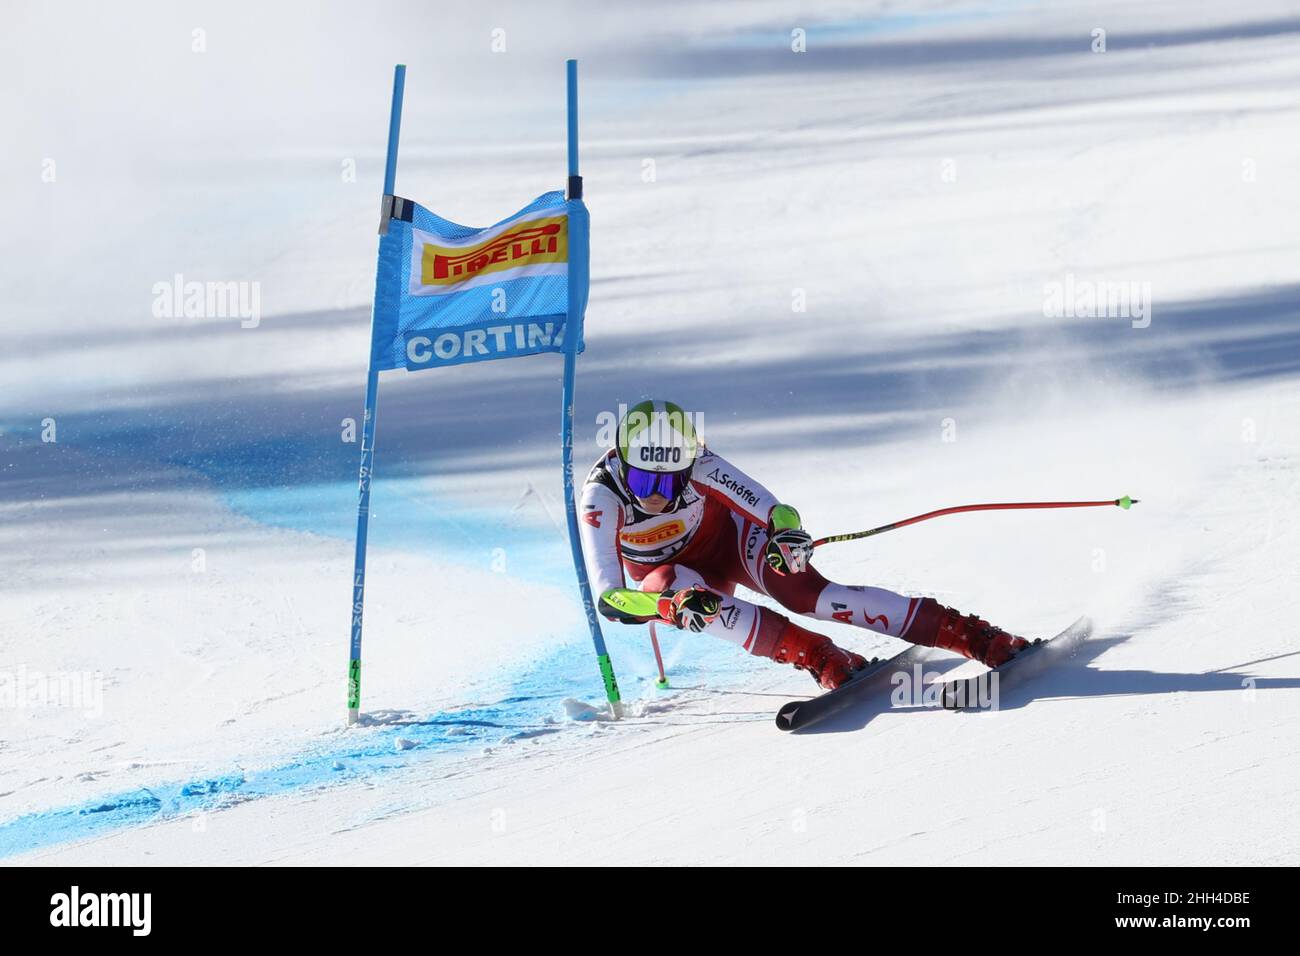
[2,0,1299,865]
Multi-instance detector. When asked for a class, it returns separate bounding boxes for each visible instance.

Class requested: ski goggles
[623,464,692,501]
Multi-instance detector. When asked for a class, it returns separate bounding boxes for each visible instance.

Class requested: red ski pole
[813,495,1138,549]
[647,622,670,690]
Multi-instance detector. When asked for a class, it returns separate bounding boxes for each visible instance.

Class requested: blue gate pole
[562,59,622,718]
[348,64,406,725]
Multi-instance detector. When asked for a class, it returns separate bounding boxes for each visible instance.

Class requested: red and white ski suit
[578,447,925,655]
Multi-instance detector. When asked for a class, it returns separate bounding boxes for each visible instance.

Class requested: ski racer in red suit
[579,401,1029,690]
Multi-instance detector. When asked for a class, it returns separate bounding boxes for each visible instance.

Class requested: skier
[579,400,1030,690]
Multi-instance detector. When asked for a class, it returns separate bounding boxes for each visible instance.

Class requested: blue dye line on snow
[0,703,513,858]
[0,470,756,858]
[221,477,572,588]
[0,628,733,859]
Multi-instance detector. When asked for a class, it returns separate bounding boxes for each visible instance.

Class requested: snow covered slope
[3,0,1299,864]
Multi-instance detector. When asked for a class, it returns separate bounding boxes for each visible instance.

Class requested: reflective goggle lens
[624,465,689,500]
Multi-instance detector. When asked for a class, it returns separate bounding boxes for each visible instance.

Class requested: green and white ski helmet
[616,400,699,474]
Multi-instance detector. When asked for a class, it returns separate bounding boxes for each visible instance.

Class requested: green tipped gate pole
[347,65,406,725]
[561,59,622,718]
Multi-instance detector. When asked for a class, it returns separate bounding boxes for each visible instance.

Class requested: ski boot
[907,598,1029,667]
[771,617,868,690]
